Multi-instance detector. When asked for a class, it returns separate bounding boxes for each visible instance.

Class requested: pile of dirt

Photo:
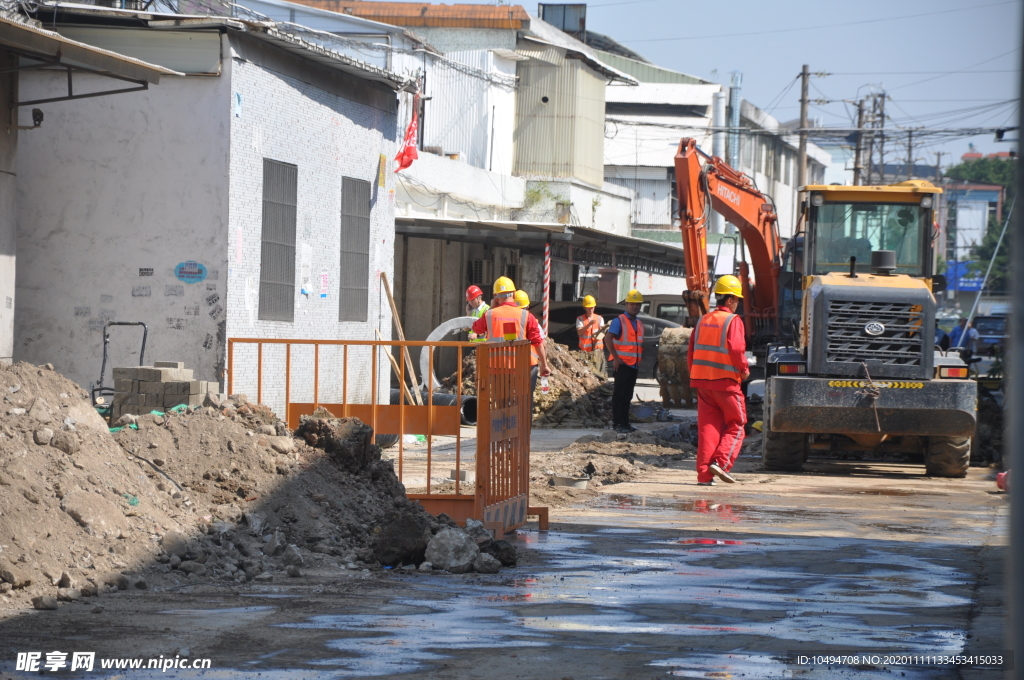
[0,362,513,612]
[440,339,613,428]
[530,429,696,507]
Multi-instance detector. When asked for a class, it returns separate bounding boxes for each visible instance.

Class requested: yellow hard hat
[582,295,596,308]
[625,289,644,303]
[713,275,744,298]
[493,276,515,295]
[514,289,530,309]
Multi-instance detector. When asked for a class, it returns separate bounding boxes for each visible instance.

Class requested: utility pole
[877,90,887,182]
[728,72,742,169]
[934,151,943,183]
[797,64,809,190]
[906,129,914,180]
[853,99,865,186]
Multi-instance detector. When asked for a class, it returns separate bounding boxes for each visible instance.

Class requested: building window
[339,177,371,322]
[259,159,298,322]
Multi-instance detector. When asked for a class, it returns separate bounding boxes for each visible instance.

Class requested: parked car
[537,301,681,379]
[972,315,1008,355]
[630,295,688,325]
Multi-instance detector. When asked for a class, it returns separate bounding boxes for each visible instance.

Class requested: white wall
[226,34,399,414]
[395,150,526,221]
[15,67,231,388]
[405,27,516,53]
[423,50,517,175]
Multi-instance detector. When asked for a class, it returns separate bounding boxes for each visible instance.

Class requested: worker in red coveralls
[471,276,550,401]
[687,275,749,485]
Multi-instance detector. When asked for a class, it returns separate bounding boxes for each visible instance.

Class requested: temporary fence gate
[226,337,547,536]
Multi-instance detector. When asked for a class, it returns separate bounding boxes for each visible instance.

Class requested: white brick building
[15,9,408,413]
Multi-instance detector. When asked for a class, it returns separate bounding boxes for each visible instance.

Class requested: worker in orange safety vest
[576,295,606,376]
[471,277,550,400]
[605,289,645,433]
[687,275,750,485]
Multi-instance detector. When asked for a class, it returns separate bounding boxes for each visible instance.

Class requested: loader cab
[802,181,940,281]
[777,235,804,343]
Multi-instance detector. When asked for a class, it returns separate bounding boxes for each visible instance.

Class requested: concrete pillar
[0,49,17,364]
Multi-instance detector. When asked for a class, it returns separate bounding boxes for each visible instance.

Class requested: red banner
[394,93,420,173]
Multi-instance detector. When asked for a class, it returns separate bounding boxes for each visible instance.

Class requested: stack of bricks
[111,361,215,419]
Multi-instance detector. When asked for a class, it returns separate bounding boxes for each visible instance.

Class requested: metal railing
[226,337,546,535]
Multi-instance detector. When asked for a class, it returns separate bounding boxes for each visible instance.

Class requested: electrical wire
[617,0,1018,43]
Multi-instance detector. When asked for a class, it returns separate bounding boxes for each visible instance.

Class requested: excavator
[672,137,976,477]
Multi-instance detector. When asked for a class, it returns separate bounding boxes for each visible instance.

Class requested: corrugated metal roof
[605,82,721,107]
[39,4,412,90]
[284,0,531,28]
[594,49,708,84]
[0,12,179,83]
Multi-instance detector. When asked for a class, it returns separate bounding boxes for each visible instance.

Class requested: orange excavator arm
[674,137,783,341]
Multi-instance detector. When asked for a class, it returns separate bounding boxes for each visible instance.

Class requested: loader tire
[924,436,970,478]
[761,424,806,471]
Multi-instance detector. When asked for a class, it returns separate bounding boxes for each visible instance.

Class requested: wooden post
[380,272,423,405]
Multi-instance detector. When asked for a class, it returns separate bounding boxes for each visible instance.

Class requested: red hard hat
[466,285,483,302]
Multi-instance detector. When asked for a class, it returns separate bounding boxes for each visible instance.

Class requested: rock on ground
[425,528,480,574]
[473,553,501,574]
[372,505,434,567]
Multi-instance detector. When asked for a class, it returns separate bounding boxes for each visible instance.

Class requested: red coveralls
[687,307,749,484]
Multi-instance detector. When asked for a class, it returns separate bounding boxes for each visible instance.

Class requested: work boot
[697,480,716,486]
[708,463,736,484]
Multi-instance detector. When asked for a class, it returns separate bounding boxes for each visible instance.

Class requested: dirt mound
[440,339,612,428]
[530,430,696,507]
[0,362,509,611]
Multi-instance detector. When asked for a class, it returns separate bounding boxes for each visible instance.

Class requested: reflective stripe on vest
[485,305,538,366]
[577,314,604,352]
[690,310,741,381]
[469,303,490,342]
[610,313,643,366]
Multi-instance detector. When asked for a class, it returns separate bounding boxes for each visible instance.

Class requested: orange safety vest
[690,309,742,382]
[609,314,643,367]
[485,304,539,366]
[577,314,604,352]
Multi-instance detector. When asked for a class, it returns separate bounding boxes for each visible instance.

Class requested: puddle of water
[650,653,943,679]
[158,607,275,616]
[588,494,843,524]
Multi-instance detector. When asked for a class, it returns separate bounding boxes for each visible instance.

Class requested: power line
[829,69,1017,76]
[888,47,1023,91]
[618,0,1017,43]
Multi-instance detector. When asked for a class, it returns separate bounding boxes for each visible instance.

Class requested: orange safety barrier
[226,337,547,536]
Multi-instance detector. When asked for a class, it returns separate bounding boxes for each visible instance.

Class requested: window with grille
[469,260,484,285]
[258,159,298,322]
[339,177,371,322]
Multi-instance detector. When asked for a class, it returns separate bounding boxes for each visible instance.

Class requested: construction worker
[471,277,550,397]
[605,289,645,433]
[514,289,530,310]
[576,295,606,376]
[465,285,489,342]
[687,275,750,485]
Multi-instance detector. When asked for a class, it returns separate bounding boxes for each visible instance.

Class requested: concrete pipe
[421,316,477,391]
[387,388,478,426]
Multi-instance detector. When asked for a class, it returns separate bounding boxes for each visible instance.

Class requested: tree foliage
[943,156,1015,294]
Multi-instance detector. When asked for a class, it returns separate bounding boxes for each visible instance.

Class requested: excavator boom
[674,137,784,342]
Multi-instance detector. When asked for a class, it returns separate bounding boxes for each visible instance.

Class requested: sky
[456,0,1023,171]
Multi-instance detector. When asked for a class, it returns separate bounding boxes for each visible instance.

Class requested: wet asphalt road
[0,456,1008,679]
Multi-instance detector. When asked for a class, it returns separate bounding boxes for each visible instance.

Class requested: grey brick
[154,361,185,369]
[112,392,131,406]
[139,381,165,395]
[164,394,188,409]
[114,379,133,393]
[136,368,161,382]
[112,367,137,381]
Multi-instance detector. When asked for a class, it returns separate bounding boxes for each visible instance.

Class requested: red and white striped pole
[543,242,551,335]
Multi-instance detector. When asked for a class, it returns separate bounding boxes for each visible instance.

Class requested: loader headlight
[810,193,824,207]
[920,196,933,208]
